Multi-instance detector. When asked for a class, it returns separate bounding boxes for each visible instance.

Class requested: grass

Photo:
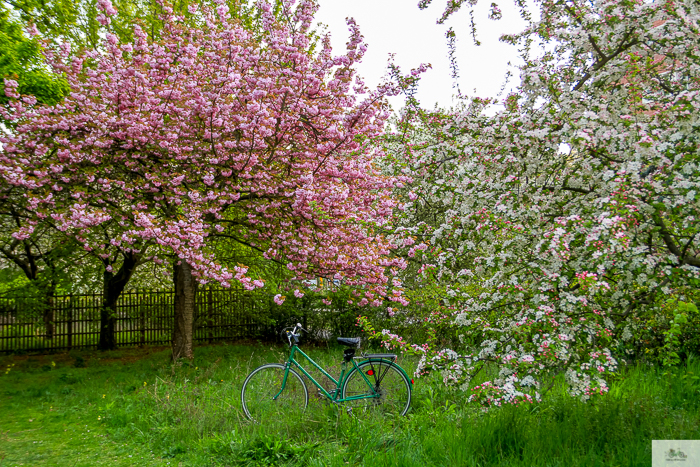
[1,343,700,466]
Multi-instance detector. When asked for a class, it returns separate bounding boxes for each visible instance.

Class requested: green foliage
[236,436,315,466]
[0,267,31,295]
[628,293,700,366]
[8,0,258,49]
[265,287,377,341]
[0,279,53,320]
[0,6,68,117]
[660,301,694,366]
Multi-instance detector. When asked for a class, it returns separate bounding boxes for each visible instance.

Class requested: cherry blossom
[0,0,407,301]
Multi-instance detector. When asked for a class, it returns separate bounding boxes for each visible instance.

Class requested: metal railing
[0,287,267,353]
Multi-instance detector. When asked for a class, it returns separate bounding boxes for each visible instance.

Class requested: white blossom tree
[364,0,700,407]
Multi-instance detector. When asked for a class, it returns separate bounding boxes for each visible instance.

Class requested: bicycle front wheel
[341,360,411,416]
[241,363,308,422]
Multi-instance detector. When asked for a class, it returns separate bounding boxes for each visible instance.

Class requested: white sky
[315,0,529,110]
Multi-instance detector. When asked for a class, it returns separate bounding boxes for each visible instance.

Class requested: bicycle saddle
[337,337,361,347]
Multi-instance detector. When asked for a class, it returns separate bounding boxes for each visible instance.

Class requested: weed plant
[1,344,699,466]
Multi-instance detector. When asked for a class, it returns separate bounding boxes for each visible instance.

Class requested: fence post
[67,293,73,350]
[207,287,213,343]
[140,291,146,346]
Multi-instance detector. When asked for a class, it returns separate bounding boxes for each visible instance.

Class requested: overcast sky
[315,0,529,110]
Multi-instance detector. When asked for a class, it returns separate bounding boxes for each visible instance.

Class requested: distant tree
[0,208,77,338]
[0,5,67,118]
[3,0,259,50]
[0,7,69,336]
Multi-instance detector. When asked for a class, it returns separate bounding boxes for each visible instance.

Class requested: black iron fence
[0,287,268,353]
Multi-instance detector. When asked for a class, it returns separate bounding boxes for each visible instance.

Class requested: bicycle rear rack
[354,353,398,362]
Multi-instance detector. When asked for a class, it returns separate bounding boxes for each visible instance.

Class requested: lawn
[1,342,699,466]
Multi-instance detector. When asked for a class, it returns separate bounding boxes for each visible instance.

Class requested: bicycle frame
[275,344,381,403]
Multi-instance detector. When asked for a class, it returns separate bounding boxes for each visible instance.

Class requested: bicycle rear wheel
[341,360,411,416]
[241,363,308,422]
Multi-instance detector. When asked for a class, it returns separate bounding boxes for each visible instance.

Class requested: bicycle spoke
[241,364,308,422]
[341,361,411,416]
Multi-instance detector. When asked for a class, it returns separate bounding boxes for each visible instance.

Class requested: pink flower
[0,0,405,313]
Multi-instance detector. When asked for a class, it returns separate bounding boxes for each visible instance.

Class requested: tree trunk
[1,236,57,339]
[172,260,195,360]
[99,253,139,351]
[99,272,118,351]
[43,288,55,339]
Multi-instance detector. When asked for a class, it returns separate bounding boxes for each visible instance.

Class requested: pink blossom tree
[367,0,700,406]
[0,0,407,357]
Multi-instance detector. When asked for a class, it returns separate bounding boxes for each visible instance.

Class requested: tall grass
[1,344,699,466]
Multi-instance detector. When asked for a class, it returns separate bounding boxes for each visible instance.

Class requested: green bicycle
[241,323,413,421]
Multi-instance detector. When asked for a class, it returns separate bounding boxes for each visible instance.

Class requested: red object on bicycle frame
[366,370,374,376]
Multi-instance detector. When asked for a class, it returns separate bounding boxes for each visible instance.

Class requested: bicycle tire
[241,363,308,422]
[341,360,411,416]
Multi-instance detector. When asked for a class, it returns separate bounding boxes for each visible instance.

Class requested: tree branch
[654,215,700,268]
[573,30,639,91]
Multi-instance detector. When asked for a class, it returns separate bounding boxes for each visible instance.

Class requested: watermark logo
[665,448,688,461]
[653,440,699,466]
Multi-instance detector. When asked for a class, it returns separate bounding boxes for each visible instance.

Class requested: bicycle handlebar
[283,323,305,346]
